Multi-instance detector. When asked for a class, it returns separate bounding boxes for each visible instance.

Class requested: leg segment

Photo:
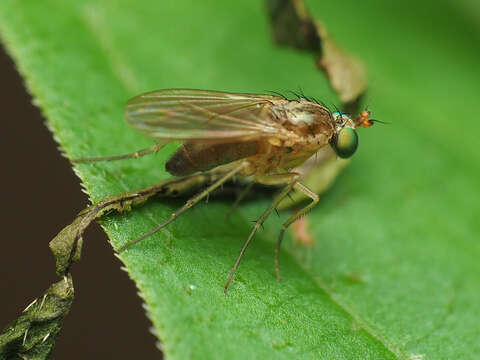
[224,181,254,219]
[117,161,248,252]
[73,142,165,163]
[223,172,300,293]
[51,169,234,275]
[275,182,319,281]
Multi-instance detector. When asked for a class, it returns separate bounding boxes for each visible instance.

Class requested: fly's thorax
[241,137,288,175]
[245,134,328,176]
[280,138,327,169]
[270,99,335,138]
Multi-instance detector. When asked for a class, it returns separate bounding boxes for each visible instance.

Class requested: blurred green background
[1,0,479,359]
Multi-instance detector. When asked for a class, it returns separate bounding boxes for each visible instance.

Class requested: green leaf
[1,0,479,359]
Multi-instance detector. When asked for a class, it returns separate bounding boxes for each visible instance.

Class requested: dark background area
[0,46,160,358]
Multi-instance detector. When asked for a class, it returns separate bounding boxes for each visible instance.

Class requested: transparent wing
[125,89,283,141]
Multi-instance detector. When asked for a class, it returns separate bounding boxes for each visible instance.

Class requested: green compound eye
[331,128,359,158]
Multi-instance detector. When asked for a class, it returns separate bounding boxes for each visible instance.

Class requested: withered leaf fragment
[0,276,74,360]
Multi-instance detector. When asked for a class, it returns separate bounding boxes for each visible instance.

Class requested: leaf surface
[0,0,479,358]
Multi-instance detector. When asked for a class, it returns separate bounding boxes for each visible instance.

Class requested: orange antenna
[355,109,373,128]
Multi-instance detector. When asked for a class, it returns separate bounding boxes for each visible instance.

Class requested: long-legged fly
[74,88,374,293]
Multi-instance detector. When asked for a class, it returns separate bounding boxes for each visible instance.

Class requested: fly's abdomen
[166,141,259,176]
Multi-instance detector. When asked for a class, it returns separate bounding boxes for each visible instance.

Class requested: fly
[74,88,375,293]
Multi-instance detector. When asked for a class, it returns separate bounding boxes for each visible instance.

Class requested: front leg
[224,172,300,293]
[277,147,350,210]
[275,182,319,280]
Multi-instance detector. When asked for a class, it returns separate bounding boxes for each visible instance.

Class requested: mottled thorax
[271,99,334,139]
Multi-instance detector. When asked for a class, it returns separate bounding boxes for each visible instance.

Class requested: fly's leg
[72,142,166,163]
[225,181,254,219]
[117,161,248,252]
[224,173,300,293]
[51,170,229,275]
[277,147,350,210]
[275,182,319,281]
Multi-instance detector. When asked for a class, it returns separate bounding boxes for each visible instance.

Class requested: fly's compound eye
[330,128,358,158]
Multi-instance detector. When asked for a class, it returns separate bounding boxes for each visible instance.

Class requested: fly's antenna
[72,142,165,163]
[370,119,390,125]
[355,107,390,128]
[355,108,372,128]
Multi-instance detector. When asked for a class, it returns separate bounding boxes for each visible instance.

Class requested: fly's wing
[125,89,282,141]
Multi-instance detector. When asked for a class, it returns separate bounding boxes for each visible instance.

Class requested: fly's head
[329,109,373,158]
